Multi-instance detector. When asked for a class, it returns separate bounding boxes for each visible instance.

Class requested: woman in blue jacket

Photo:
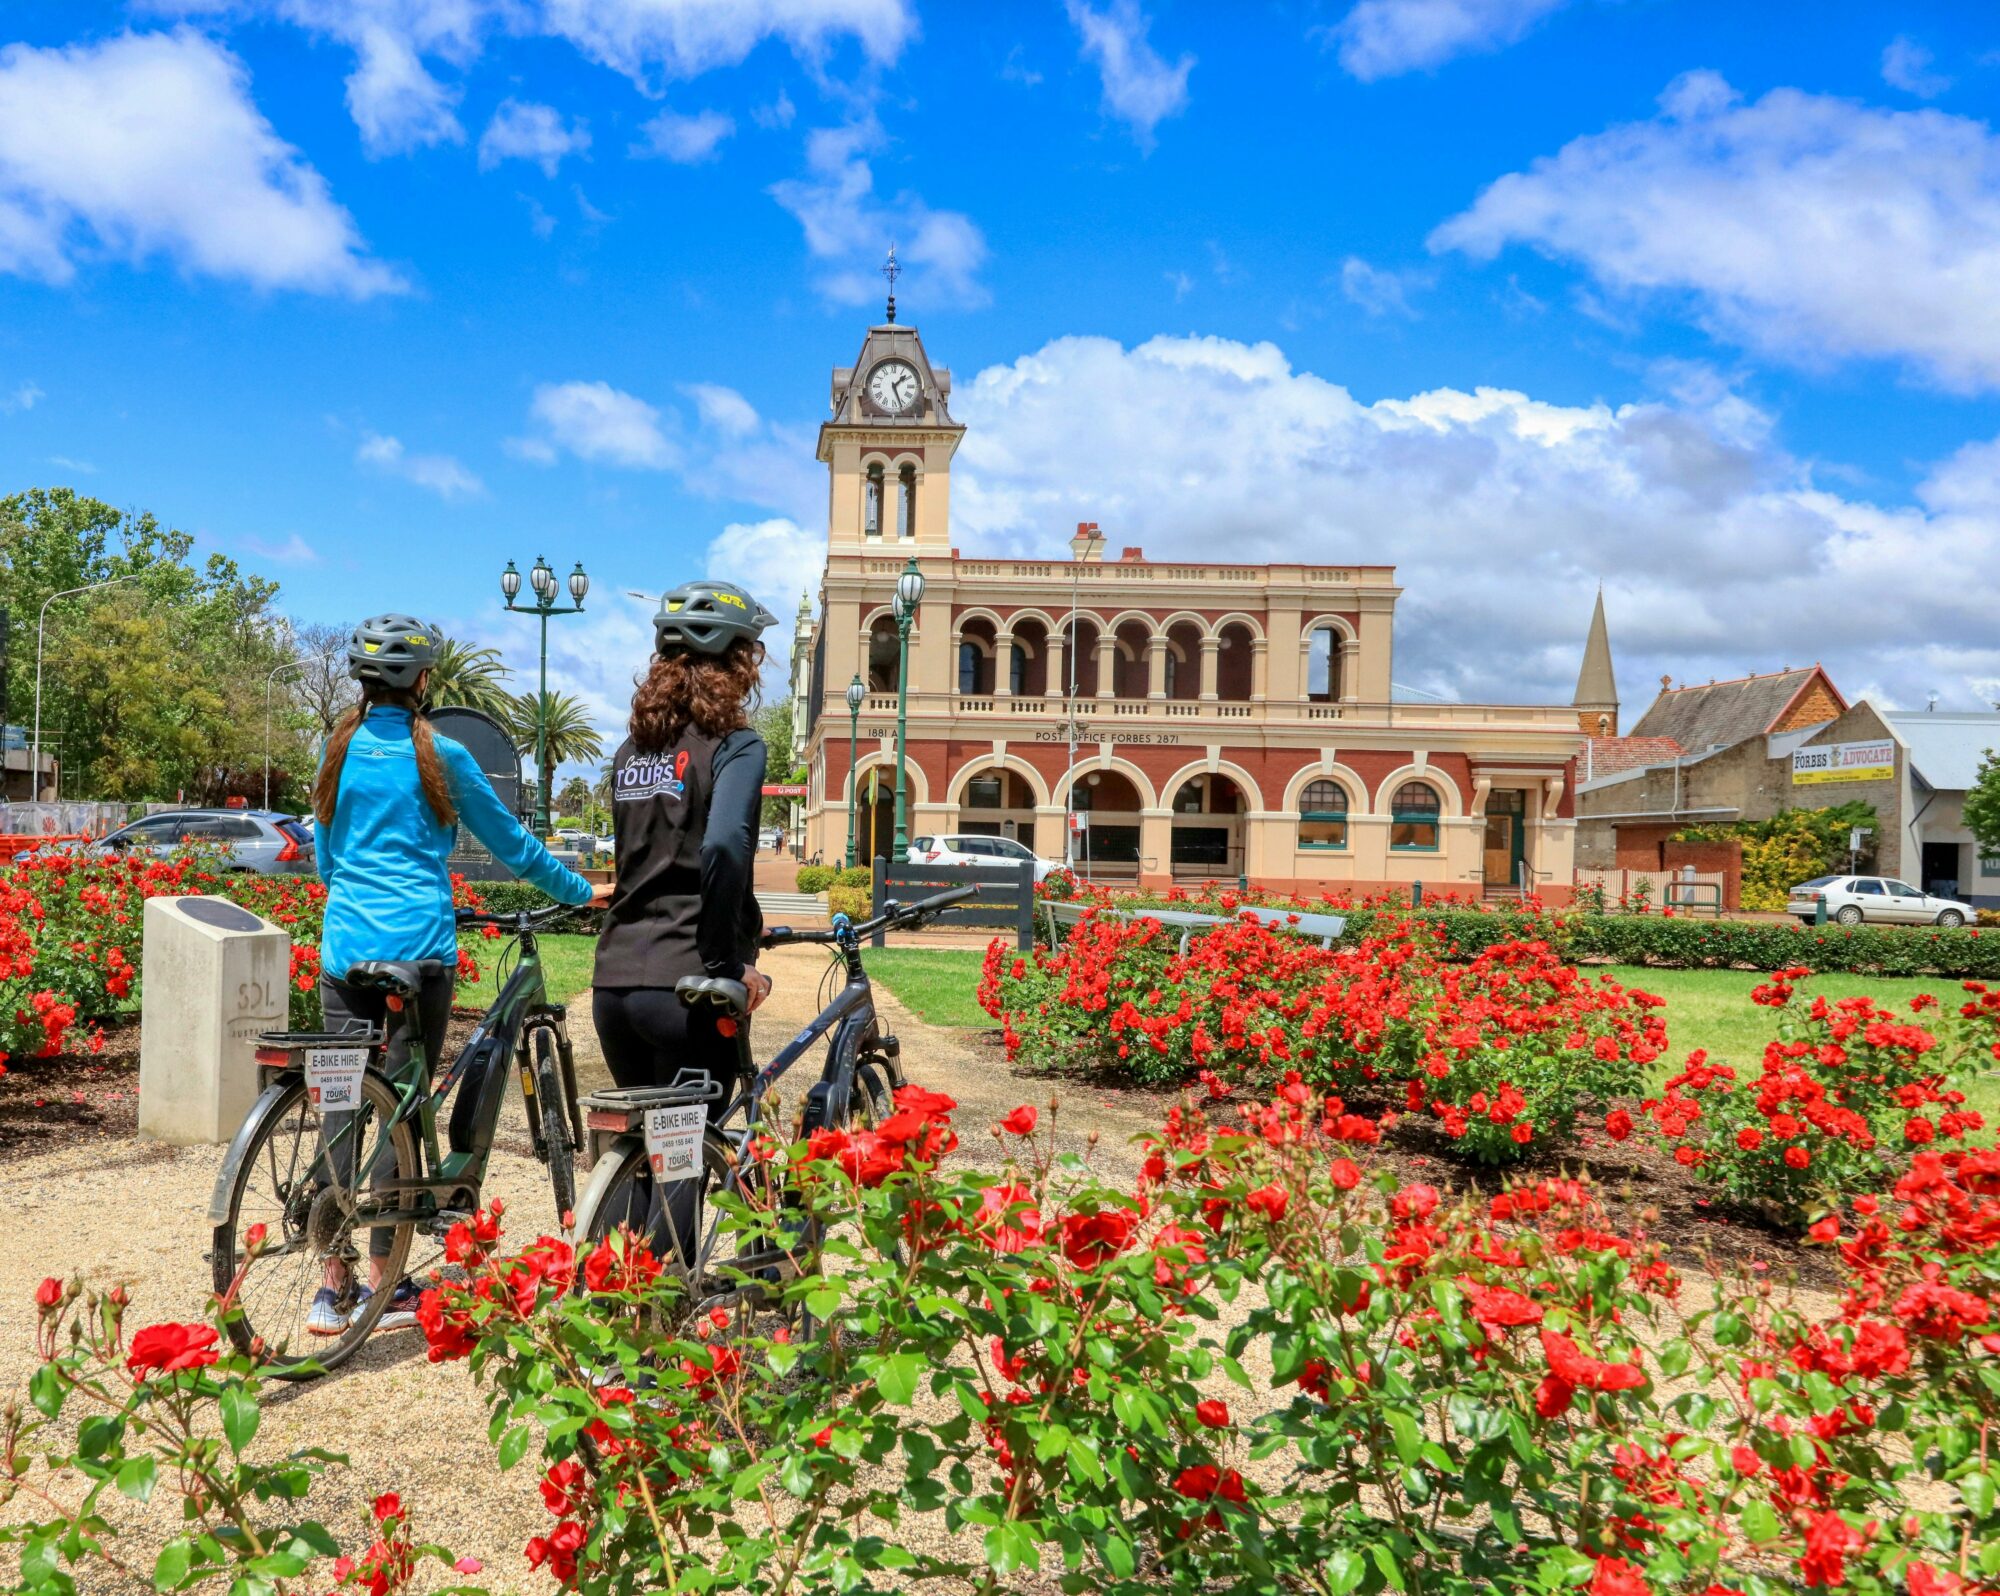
[308,613,598,1335]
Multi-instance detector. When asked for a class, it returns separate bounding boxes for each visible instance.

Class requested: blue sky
[3,0,1999,775]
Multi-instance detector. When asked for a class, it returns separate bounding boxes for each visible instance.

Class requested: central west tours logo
[616,748,690,802]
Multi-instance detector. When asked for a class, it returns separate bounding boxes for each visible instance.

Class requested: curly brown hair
[629,638,763,753]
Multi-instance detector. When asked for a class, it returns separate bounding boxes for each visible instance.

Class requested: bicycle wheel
[528,1025,576,1227]
[211,1070,417,1377]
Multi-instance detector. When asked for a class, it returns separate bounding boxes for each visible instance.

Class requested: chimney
[1120,546,1145,562]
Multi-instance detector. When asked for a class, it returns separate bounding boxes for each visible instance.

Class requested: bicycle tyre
[528,1025,576,1227]
[211,1070,417,1378]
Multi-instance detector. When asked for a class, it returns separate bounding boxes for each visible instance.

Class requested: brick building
[789,305,1589,897]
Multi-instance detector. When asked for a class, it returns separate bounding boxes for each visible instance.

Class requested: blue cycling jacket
[317,705,592,981]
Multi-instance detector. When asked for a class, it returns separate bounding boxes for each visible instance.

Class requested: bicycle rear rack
[579,1070,721,1161]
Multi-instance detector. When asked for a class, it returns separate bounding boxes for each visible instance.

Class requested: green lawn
[860,948,994,1029]
[457,931,598,1008]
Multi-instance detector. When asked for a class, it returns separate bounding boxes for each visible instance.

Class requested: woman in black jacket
[592,579,776,1259]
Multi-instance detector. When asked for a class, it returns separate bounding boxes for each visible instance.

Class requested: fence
[871,858,1037,950]
[0,801,130,838]
[1576,867,1726,912]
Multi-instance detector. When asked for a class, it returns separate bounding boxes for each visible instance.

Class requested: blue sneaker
[306,1288,347,1337]
[361,1277,422,1332]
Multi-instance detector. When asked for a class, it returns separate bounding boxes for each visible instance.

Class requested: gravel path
[0,940,1168,1590]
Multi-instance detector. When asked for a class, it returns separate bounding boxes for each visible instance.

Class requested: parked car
[908,833,1060,882]
[1788,874,1974,928]
[81,809,317,875]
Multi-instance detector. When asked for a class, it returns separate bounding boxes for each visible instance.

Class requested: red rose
[1784,1146,1811,1170]
[1603,1109,1633,1141]
[372,1492,402,1524]
[1060,1207,1138,1271]
[1195,1399,1230,1429]
[1329,1157,1362,1191]
[34,1277,61,1310]
[1173,1463,1220,1499]
[1511,1123,1534,1145]
[1245,1183,1289,1222]
[1736,1127,1763,1151]
[1000,1105,1037,1135]
[1533,1373,1574,1418]
[126,1322,220,1377]
[1591,1556,1652,1596]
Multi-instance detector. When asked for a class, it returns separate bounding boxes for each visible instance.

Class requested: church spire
[882,243,899,324]
[1573,586,1619,736]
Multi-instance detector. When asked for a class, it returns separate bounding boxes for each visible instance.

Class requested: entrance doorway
[1922,840,1962,899]
[1482,788,1528,889]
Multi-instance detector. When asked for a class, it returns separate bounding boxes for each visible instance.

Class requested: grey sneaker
[306,1288,347,1337]
[368,1277,423,1332]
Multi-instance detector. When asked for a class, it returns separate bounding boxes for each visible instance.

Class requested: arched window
[1298,780,1348,850]
[958,640,979,694]
[1390,781,1442,851]
[898,463,917,539]
[1172,778,1205,814]
[1008,642,1026,694]
[1307,626,1342,702]
[864,463,884,537]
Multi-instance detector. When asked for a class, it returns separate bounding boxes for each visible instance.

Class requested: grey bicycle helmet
[347,613,440,690]
[653,580,776,657]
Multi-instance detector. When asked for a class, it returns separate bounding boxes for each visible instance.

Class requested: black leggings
[320,968,456,1260]
[592,986,737,1265]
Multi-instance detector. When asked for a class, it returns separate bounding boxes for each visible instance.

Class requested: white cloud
[345,21,464,154]
[1340,255,1427,317]
[48,454,95,473]
[1882,36,1950,99]
[356,431,485,499]
[683,382,761,437]
[753,88,797,130]
[703,516,819,679]
[768,118,987,307]
[536,0,915,87]
[1,379,42,413]
[0,30,402,296]
[945,331,2000,711]
[516,380,678,469]
[1065,0,1193,151]
[478,99,589,175]
[1432,72,2000,391]
[240,531,320,564]
[1326,0,1572,80]
[1164,268,1193,300]
[630,107,735,163]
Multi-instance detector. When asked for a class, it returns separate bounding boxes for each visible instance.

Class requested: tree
[509,691,605,826]
[557,775,591,819]
[1965,748,2000,861]
[427,639,516,721]
[290,621,356,736]
[754,695,801,826]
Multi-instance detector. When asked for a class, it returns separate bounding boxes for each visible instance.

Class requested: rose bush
[0,847,495,1071]
[982,910,1663,1165]
[1642,968,1999,1223]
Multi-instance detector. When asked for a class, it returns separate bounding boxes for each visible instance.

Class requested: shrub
[833,864,874,890]
[826,883,871,920]
[471,878,602,934]
[795,864,837,894]
[1642,967,1998,1223]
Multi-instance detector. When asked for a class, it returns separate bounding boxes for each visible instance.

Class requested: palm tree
[510,691,605,826]
[426,639,515,720]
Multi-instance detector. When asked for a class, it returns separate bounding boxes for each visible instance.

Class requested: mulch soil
[952,1028,1845,1295]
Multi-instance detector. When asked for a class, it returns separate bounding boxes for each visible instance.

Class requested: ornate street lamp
[890,556,924,858]
[501,551,589,836]
[1064,522,1105,869]
[844,672,866,867]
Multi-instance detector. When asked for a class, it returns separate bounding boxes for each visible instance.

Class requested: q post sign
[1791,738,1896,786]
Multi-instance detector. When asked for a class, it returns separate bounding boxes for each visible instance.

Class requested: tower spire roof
[882,243,899,324]
[1573,586,1618,726]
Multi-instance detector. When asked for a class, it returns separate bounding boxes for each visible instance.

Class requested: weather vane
[882,243,900,323]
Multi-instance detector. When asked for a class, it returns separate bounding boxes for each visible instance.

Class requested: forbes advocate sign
[1792,738,1896,786]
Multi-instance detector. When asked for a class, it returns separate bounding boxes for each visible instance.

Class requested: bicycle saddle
[343,959,446,998]
[675,975,749,1016]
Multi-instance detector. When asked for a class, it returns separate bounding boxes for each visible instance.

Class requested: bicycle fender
[206,1074,301,1225]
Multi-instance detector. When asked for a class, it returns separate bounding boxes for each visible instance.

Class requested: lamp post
[889,556,924,859]
[843,672,865,867]
[263,649,340,810]
[1063,523,1104,868]
[32,574,138,808]
[501,554,590,835]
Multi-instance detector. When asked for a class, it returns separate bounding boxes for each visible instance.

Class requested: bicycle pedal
[428,1210,474,1238]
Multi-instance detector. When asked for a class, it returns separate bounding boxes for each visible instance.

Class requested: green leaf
[1386,1408,1423,1466]
[1739,1500,1781,1545]
[1034,1424,1071,1463]
[220,1386,260,1455]
[497,1425,532,1470]
[116,1456,158,1503]
[77,1414,123,1459]
[1963,1471,1997,1519]
[805,1285,842,1321]
[1326,1549,1365,1595]
[1099,1535,1136,1578]
[153,1540,193,1592]
[1371,1543,1406,1591]
[29,1363,65,1420]
[871,1353,924,1406]
[985,1522,1040,1575]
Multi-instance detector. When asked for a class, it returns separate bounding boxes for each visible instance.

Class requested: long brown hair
[629,638,763,753]
[312,681,457,828]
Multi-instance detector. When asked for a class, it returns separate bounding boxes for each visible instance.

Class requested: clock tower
[818,253,964,553]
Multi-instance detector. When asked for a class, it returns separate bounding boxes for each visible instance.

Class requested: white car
[1788,875,1975,928]
[908,833,1059,882]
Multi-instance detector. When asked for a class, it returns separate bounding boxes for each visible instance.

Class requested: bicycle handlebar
[453,903,578,930]
[761,883,980,948]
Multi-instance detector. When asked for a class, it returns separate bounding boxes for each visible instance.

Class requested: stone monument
[138,896,289,1145]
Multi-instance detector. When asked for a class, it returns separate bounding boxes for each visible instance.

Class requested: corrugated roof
[1629,667,1833,752]
[1883,711,2000,791]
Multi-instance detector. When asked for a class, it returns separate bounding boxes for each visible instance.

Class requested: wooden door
[1483,814,1515,886]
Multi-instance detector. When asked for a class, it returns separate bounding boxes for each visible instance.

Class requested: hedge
[796,864,836,893]
[470,880,603,934]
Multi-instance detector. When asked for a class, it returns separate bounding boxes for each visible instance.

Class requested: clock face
[867,359,920,415]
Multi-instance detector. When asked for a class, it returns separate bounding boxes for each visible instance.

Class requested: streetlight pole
[1063,524,1103,869]
[843,672,865,867]
[264,649,340,810]
[890,557,925,859]
[32,574,138,808]
[501,555,590,836]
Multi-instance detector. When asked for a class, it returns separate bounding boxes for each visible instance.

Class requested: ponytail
[313,683,457,828]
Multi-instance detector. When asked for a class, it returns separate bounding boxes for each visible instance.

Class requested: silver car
[88,809,317,875]
[1788,874,1974,928]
